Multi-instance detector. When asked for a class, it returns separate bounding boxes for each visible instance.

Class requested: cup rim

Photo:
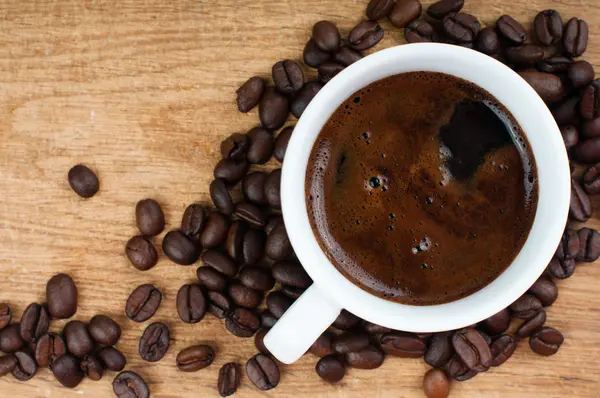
[281,43,570,332]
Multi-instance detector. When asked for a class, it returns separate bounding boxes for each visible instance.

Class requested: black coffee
[306,71,538,305]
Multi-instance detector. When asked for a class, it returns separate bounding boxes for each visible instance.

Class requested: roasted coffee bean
[555,228,580,263]
[225,221,247,263]
[201,250,237,277]
[176,284,207,324]
[113,371,150,398]
[197,266,228,292]
[135,199,165,237]
[529,327,563,356]
[181,204,206,241]
[423,368,450,398]
[51,354,83,388]
[291,81,323,118]
[176,344,215,372]
[577,227,600,262]
[274,126,293,162]
[424,332,454,368]
[242,172,268,205]
[582,118,600,139]
[528,276,558,307]
[234,202,266,228]
[208,291,232,319]
[64,320,94,358]
[225,308,260,338]
[266,291,293,319]
[427,0,463,19]
[80,355,103,381]
[380,332,426,358]
[537,56,573,74]
[489,335,516,367]
[561,125,579,150]
[218,362,240,397]
[547,257,575,280]
[246,126,275,165]
[242,229,266,266]
[518,70,565,103]
[20,303,49,343]
[68,164,99,198]
[261,310,277,328]
[366,0,394,20]
[552,95,581,125]
[88,315,121,346]
[388,0,422,28]
[333,47,363,66]
[581,81,600,121]
[316,355,345,383]
[272,60,304,95]
[310,331,335,357]
[344,346,384,369]
[584,164,600,194]
[210,179,234,215]
[303,39,330,68]
[272,262,312,288]
[478,331,492,346]
[126,236,158,271]
[97,347,126,371]
[201,211,231,249]
[0,304,11,330]
[349,21,384,51]
[247,354,280,391]
[563,18,588,57]
[333,309,361,330]
[236,76,266,113]
[163,230,200,265]
[254,328,270,354]
[570,178,593,221]
[239,266,275,291]
[11,351,36,381]
[475,27,500,55]
[516,309,546,338]
[139,322,170,362]
[509,294,542,319]
[479,308,511,336]
[318,62,345,84]
[220,133,249,162]
[259,87,289,130]
[228,283,262,309]
[280,285,305,299]
[506,45,544,64]
[265,215,283,235]
[497,15,527,45]
[576,137,600,164]
[445,355,477,381]
[442,13,480,43]
[265,222,292,261]
[533,10,563,46]
[126,284,162,322]
[363,321,392,335]
[333,332,370,354]
[312,21,341,52]
[452,328,491,372]
[0,324,23,353]
[46,273,78,319]
[568,61,595,88]
[213,158,250,184]
[0,355,17,377]
[35,333,66,367]
[264,168,282,208]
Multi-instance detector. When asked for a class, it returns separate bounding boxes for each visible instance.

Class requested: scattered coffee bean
[583,163,600,194]
[310,331,336,357]
[125,284,162,322]
[139,322,170,362]
[316,355,345,383]
[236,76,266,113]
[20,303,49,343]
[479,308,511,336]
[259,87,290,130]
[318,62,345,84]
[246,126,275,165]
[239,266,275,291]
[423,368,450,398]
[362,321,392,335]
[266,291,294,319]
[547,257,575,280]
[581,81,600,121]
[64,320,94,358]
[235,202,266,228]
[97,347,127,371]
[427,0,463,19]
[452,328,491,372]
[561,125,579,150]
[200,211,231,249]
[208,291,233,319]
[577,137,600,166]
[213,158,250,184]
[489,335,517,367]
[552,95,581,125]
[201,249,238,277]
[280,285,305,299]
[225,308,260,338]
[68,164,99,198]
[424,331,454,368]
[388,0,422,29]
[46,273,78,319]
[0,324,23,353]
[568,61,595,88]
[510,294,543,319]
[260,310,278,329]
[80,355,104,381]
[444,355,477,381]
[349,21,384,51]
[570,178,593,221]
[88,314,121,346]
[312,21,341,52]
[35,333,66,367]
[242,229,266,266]
[246,353,280,390]
[265,215,283,235]
[563,17,588,57]
[225,221,247,263]
[0,304,11,331]
[517,70,565,103]
[254,328,270,354]
[126,236,158,271]
[135,199,165,236]
[405,20,438,43]
[333,332,370,354]
[11,351,36,381]
[0,355,17,377]
[291,81,323,118]
[163,230,200,265]
[197,266,228,291]
[264,168,282,208]
[273,60,304,95]
[272,262,312,289]
[210,179,234,215]
[303,39,330,68]
[265,222,292,261]
[220,133,249,162]
[506,45,544,64]
[218,362,241,397]
[344,346,385,369]
[577,227,600,263]
[533,10,563,46]
[333,309,361,330]
[274,126,293,162]
[366,0,394,20]
[176,284,207,324]
[113,371,150,398]
[176,344,215,372]
[528,276,558,307]
[516,309,547,338]
[582,118,600,139]
[228,283,262,309]
[52,354,84,388]
[380,332,426,358]
[496,15,527,45]
[555,228,580,264]
[475,27,500,55]
[537,56,573,74]
[529,327,563,356]
[442,13,480,43]
[242,172,268,205]
[332,47,363,66]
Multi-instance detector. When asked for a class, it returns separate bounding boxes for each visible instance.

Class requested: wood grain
[1,0,600,396]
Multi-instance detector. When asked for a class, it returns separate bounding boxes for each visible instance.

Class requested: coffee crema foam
[306,72,538,305]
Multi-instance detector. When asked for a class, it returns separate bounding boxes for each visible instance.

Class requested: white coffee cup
[264,43,570,364]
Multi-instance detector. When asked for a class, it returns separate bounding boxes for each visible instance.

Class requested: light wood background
[0,0,599,397]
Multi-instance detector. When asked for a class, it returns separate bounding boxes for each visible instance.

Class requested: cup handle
[264,283,341,364]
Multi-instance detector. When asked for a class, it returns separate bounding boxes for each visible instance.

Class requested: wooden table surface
[1,0,600,397]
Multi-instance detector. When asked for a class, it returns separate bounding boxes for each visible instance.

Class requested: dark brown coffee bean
[291,81,324,118]
[388,0,422,28]
[113,371,150,398]
[261,310,277,328]
[509,294,542,319]
[349,21,384,51]
[475,27,499,55]
[303,39,330,68]
[163,230,200,265]
[568,61,594,88]
[246,353,280,390]
[280,285,305,299]
[424,332,454,368]
[576,137,600,164]
[201,249,237,277]
[266,291,294,319]
[242,172,268,205]
[452,328,491,372]
[97,347,126,371]
[259,87,289,130]
[552,95,580,125]
[210,179,234,215]
[176,344,215,372]
[333,47,363,66]
[176,284,207,323]
[213,158,250,184]
[64,320,94,358]
[218,362,240,397]
[310,331,335,357]
[207,291,232,319]
[427,0,463,19]
[0,324,23,353]
[344,346,384,369]
[228,283,262,309]
[236,76,266,113]
[333,309,361,330]
[318,62,345,84]
[577,227,600,262]
[563,18,588,57]
[582,118,600,139]
[11,351,36,381]
[242,229,266,266]
[246,126,275,165]
[580,81,600,121]
[88,315,120,346]
[570,178,593,221]
[220,133,249,162]
[312,21,340,52]
[46,273,78,319]
[316,355,345,383]
[505,45,544,64]
[478,331,492,346]
[135,199,165,237]
[0,303,11,330]
[126,236,158,271]
[35,333,66,367]
[265,222,292,261]
[182,204,206,242]
[489,335,517,366]
[254,328,270,354]
[197,266,228,292]
[555,228,580,264]
[367,0,394,20]
[20,303,49,343]
[497,15,527,45]
[50,354,82,387]
[528,276,558,307]
[518,70,565,103]
[533,10,563,46]
[274,126,293,162]
[80,355,103,381]
[225,221,247,262]
[516,309,546,338]
[547,257,575,280]
[239,266,275,291]
[445,355,477,381]
[0,355,17,377]
[537,56,573,73]
[264,168,281,208]
[272,262,312,288]
[529,327,563,356]
[234,202,266,228]
[333,332,370,354]
[265,215,282,235]
[200,211,230,249]
[139,322,169,362]
[272,60,304,95]
[225,308,260,338]
[561,125,579,150]
[126,284,162,322]
[442,13,480,43]
[479,308,511,335]
[380,332,426,358]
[68,164,99,198]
